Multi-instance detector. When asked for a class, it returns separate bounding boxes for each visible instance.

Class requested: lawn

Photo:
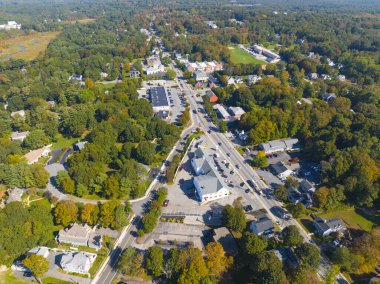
[42,277,73,284]
[229,46,266,65]
[319,207,378,232]
[0,270,30,284]
[0,31,60,61]
[52,134,78,150]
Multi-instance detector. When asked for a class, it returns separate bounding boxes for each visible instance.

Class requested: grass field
[0,270,30,284]
[319,207,379,232]
[0,31,59,61]
[229,46,266,65]
[42,277,73,284]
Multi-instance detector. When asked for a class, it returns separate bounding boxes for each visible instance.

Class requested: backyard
[0,31,59,61]
[229,46,266,65]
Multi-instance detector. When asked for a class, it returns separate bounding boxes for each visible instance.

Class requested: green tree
[23,254,49,281]
[135,141,155,165]
[165,69,176,79]
[282,225,303,247]
[219,121,227,133]
[288,203,306,218]
[254,251,285,284]
[243,231,268,255]
[22,130,50,150]
[222,204,246,232]
[295,243,321,269]
[147,246,163,277]
[53,201,78,227]
[273,184,288,202]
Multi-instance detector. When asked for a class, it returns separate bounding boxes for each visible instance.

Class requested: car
[245,189,250,193]
[230,170,234,174]
[236,164,240,169]
[163,199,169,207]
[218,142,222,146]
[227,153,231,157]
[247,180,254,187]
[244,205,253,212]
[240,182,244,187]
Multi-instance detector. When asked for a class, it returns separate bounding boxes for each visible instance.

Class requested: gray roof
[252,216,274,234]
[228,106,245,116]
[314,217,345,234]
[214,105,229,119]
[283,138,299,149]
[11,131,29,140]
[270,161,289,175]
[194,171,224,194]
[75,141,87,151]
[150,86,169,107]
[300,179,315,192]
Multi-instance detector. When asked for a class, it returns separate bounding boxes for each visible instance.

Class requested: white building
[60,252,96,274]
[0,21,21,30]
[259,138,300,154]
[337,75,346,81]
[193,70,208,82]
[149,86,170,112]
[270,161,293,180]
[145,64,165,75]
[213,104,230,120]
[10,131,29,142]
[191,147,229,203]
[23,144,52,164]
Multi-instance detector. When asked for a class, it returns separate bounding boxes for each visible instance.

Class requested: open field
[0,31,59,61]
[0,270,30,284]
[42,277,73,284]
[64,18,97,24]
[229,46,266,65]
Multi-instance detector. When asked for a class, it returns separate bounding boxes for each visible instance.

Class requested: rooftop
[270,161,289,175]
[150,86,169,107]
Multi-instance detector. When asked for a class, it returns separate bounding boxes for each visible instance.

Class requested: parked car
[163,199,169,207]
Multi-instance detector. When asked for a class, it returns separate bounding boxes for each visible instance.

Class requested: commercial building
[0,21,21,30]
[228,106,245,119]
[252,44,280,63]
[213,104,230,120]
[149,86,170,112]
[259,138,300,154]
[270,161,293,180]
[191,147,229,203]
[193,70,208,82]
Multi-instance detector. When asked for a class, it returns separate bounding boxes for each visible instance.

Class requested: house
[10,131,29,142]
[247,75,261,85]
[6,187,24,203]
[23,145,52,164]
[205,90,218,103]
[236,130,248,141]
[227,77,235,85]
[60,252,96,274]
[57,223,103,250]
[213,227,238,256]
[228,107,245,119]
[130,70,141,78]
[47,101,56,108]
[300,179,316,193]
[11,110,25,118]
[28,247,49,258]
[195,82,204,88]
[294,39,305,45]
[234,76,243,84]
[273,247,300,268]
[213,104,230,120]
[308,73,318,80]
[206,21,218,29]
[74,141,87,151]
[100,72,108,78]
[337,74,346,81]
[252,44,280,63]
[259,138,300,154]
[288,188,303,204]
[191,147,229,203]
[270,161,293,180]
[321,74,331,80]
[323,93,337,102]
[250,215,274,236]
[313,217,346,237]
[194,70,208,82]
[327,58,335,67]
[68,75,83,82]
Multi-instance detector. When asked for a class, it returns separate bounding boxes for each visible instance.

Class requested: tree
[273,184,288,202]
[295,243,321,269]
[146,246,163,277]
[105,175,120,199]
[205,242,233,277]
[288,203,306,218]
[243,231,268,255]
[135,141,155,165]
[222,205,246,232]
[80,203,97,225]
[284,177,299,189]
[178,248,209,284]
[282,225,303,247]
[219,121,227,133]
[118,247,146,277]
[23,254,49,281]
[314,186,329,208]
[53,201,78,227]
[331,247,356,272]
[165,69,176,79]
[22,130,50,150]
[251,151,268,168]
[254,251,286,284]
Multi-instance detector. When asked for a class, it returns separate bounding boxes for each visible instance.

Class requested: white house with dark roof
[191,147,229,203]
[313,217,346,236]
[270,161,293,180]
[250,215,274,236]
[300,179,316,193]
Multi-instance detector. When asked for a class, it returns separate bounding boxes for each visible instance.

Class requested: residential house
[205,90,218,103]
[247,75,261,85]
[68,75,83,82]
[10,131,29,142]
[129,70,141,78]
[74,141,87,151]
[313,217,346,237]
[234,76,243,84]
[213,104,230,120]
[236,130,248,141]
[294,39,305,45]
[300,179,316,193]
[6,187,24,203]
[213,227,238,256]
[145,64,165,75]
[227,77,235,85]
[338,75,346,81]
[194,70,208,82]
[250,215,274,236]
[270,161,293,180]
[327,58,335,67]
[273,247,300,268]
[191,147,229,203]
[11,110,25,118]
[308,73,318,80]
[146,55,161,66]
[100,72,108,78]
[0,21,21,30]
[228,106,245,119]
[321,74,331,80]
[57,223,103,250]
[28,247,49,258]
[323,93,337,102]
[60,252,96,274]
[23,144,52,164]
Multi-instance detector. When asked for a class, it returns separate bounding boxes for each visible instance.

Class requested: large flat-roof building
[259,138,300,154]
[149,86,170,112]
[213,104,230,120]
